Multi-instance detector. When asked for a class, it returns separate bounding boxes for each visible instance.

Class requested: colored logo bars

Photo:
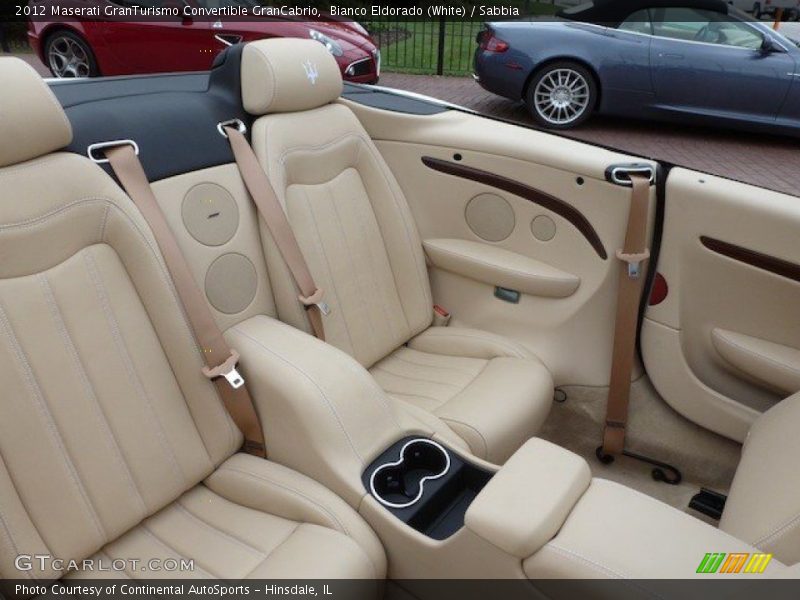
[696,552,773,574]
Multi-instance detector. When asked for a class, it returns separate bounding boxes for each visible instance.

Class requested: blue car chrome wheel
[526,62,597,130]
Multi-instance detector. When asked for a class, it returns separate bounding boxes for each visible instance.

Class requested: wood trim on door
[421,156,607,259]
[700,236,800,284]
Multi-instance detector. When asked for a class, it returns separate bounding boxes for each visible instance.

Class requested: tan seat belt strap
[601,173,651,456]
[224,126,328,341]
[104,144,266,458]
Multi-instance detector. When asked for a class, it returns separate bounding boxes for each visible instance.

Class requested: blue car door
[776,46,800,125]
[649,7,794,120]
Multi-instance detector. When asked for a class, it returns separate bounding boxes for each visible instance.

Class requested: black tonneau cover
[558,0,731,26]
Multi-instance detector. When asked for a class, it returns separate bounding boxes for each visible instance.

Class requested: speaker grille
[205,253,258,314]
[182,183,239,247]
[464,193,515,242]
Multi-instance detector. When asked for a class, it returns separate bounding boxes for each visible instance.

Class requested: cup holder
[369,438,451,508]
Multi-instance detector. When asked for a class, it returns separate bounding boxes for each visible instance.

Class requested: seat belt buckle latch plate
[299,288,331,316]
[202,349,245,389]
[616,249,650,279]
[222,367,245,389]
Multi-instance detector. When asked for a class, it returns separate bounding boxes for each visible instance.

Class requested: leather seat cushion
[720,392,800,565]
[370,327,553,464]
[525,479,783,580]
[69,455,385,580]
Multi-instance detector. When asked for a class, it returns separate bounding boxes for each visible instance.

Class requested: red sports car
[27,0,380,83]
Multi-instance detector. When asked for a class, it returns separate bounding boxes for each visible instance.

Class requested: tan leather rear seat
[240,39,554,464]
[720,391,800,565]
[0,57,384,584]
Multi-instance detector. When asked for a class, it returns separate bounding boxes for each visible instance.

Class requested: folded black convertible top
[558,0,732,25]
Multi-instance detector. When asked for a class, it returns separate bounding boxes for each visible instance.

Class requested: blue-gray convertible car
[474,0,800,134]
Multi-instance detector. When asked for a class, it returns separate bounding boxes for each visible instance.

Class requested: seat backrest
[720,392,800,565]
[241,39,433,368]
[0,58,241,581]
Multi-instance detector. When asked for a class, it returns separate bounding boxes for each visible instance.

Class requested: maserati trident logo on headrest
[302,60,319,85]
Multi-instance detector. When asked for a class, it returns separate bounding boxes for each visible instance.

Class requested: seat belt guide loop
[202,349,245,389]
[616,248,650,279]
[299,288,331,316]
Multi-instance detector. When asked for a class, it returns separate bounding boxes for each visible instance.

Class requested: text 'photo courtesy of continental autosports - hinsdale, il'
[1,0,800,599]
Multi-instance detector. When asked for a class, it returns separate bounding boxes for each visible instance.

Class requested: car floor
[538,375,742,526]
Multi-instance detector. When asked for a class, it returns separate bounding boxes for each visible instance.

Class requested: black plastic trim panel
[49,46,249,183]
[342,84,448,115]
[363,437,493,541]
[47,48,448,183]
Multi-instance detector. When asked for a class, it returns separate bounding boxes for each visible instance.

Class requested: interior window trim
[616,9,654,37]
[565,11,786,53]
[648,8,781,52]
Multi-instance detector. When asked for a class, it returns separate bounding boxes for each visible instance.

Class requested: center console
[358,434,593,581]
[227,315,595,579]
[229,315,782,586]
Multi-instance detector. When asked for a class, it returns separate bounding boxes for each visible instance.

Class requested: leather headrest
[0,58,72,167]
[241,38,343,115]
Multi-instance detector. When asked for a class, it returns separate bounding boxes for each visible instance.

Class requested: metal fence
[365,1,560,76]
[366,19,483,77]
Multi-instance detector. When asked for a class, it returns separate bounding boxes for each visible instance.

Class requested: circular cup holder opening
[370,438,450,509]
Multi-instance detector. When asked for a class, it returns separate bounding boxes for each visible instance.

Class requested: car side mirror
[759,34,778,54]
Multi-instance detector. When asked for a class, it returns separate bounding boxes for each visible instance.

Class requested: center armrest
[464,438,591,558]
[225,315,439,506]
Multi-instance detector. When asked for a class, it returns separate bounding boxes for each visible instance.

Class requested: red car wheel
[44,30,100,78]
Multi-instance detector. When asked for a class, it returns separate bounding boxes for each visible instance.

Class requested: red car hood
[218,18,376,53]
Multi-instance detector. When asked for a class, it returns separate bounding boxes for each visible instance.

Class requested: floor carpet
[538,376,741,524]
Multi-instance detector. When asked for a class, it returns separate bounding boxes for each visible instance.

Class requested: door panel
[649,7,794,118]
[643,167,800,442]
[98,17,213,75]
[344,100,656,386]
[651,37,794,118]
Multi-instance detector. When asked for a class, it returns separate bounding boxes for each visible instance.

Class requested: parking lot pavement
[380,73,800,197]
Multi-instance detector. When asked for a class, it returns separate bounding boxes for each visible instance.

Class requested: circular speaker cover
[531,215,556,242]
[182,183,239,247]
[465,193,515,242]
[205,253,258,314]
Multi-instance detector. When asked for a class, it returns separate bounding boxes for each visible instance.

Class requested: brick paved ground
[380,72,800,197]
[11,51,798,196]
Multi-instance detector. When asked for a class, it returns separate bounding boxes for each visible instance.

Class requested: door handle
[658,52,684,59]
